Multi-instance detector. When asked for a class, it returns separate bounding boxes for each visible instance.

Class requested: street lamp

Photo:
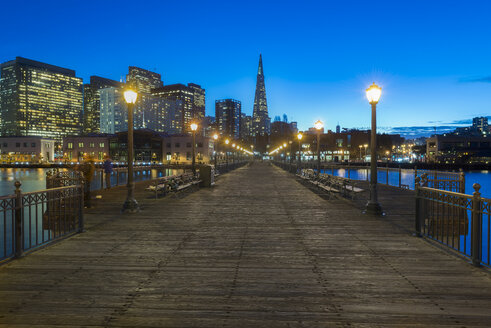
[190,122,198,176]
[359,145,363,161]
[225,139,230,170]
[213,133,219,168]
[364,144,368,161]
[314,120,324,175]
[365,82,383,215]
[122,89,139,213]
[297,133,303,171]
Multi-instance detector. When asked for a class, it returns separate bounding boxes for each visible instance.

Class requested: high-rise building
[240,113,253,139]
[0,57,83,140]
[336,123,341,134]
[252,54,270,137]
[188,83,206,123]
[215,99,241,139]
[99,86,182,135]
[83,76,122,134]
[99,87,127,134]
[152,84,195,133]
[126,67,163,94]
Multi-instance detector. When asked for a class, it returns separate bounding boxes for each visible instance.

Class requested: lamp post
[190,123,198,176]
[122,89,139,213]
[359,145,362,161]
[225,139,230,171]
[365,82,383,215]
[297,133,303,171]
[213,133,219,168]
[314,120,324,175]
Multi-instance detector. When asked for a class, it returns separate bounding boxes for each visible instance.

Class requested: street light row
[269,83,383,215]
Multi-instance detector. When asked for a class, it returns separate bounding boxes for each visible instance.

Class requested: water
[321,168,491,198]
[0,168,182,195]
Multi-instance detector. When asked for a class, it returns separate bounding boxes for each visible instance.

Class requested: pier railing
[0,181,84,264]
[276,161,465,192]
[415,178,490,267]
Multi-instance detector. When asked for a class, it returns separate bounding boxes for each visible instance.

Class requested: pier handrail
[0,182,84,264]
[415,178,489,267]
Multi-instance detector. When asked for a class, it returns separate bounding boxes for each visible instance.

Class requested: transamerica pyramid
[252,54,271,136]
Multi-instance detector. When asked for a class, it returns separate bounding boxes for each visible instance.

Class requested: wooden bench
[146,172,201,199]
[298,169,364,199]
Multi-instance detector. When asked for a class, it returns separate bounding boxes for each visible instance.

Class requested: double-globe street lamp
[225,139,230,170]
[213,133,219,168]
[190,122,198,177]
[365,82,383,215]
[297,132,303,171]
[314,120,324,175]
[122,89,139,213]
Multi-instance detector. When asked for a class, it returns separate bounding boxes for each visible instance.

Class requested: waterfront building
[152,83,205,133]
[83,76,122,134]
[215,99,241,139]
[427,134,491,164]
[0,136,55,163]
[252,54,271,137]
[0,57,83,140]
[473,117,489,134]
[62,134,111,162]
[202,116,216,138]
[162,134,214,164]
[109,129,166,163]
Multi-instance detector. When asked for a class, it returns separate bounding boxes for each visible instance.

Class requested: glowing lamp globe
[225,139,230,145]
[124,90,138,104]
[190,123,198,131]
[297,133,303,140]
[213,134,219,140]
[314,120,324,130]
[366,82,382,104]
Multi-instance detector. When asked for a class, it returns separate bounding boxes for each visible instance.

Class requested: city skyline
[2,1,491,137]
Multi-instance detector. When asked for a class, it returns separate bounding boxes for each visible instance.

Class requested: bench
[298,169,364,199]
[146,172,201,199]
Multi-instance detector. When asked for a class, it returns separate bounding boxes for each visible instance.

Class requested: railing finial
[14,180,21,192]
[473,183,481,195]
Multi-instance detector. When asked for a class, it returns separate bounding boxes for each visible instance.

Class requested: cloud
[378,126,458,138]
[460,76,491,83]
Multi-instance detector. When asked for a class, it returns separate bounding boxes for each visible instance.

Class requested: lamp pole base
[364,201,383,216]
[122,198,140,213]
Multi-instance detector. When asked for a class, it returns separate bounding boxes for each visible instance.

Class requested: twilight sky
[2,0,491,137]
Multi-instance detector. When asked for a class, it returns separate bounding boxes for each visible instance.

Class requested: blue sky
[2,0,491,137]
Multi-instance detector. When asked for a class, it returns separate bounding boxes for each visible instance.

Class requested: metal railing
[415,178,490,267]
[286,161,465,192]
[0,181,84,263]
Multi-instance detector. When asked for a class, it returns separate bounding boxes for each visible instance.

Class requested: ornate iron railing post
[459,169,465,194]
[414,177,422,237]
[471,183,482,267]
[14,181,23,258]
[78,182,85,233]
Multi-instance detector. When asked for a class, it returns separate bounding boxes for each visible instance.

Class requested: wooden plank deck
[0,161,490,327]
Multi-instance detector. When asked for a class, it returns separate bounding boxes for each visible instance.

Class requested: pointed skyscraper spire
[252,54,270,137]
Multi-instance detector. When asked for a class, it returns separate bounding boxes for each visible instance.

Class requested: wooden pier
[0,162,490,327]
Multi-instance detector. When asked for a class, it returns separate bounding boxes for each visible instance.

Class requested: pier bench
[146,172,201,198]
[297,169,364,200]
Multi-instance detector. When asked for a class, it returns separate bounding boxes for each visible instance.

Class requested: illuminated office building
[215,99,241,139]
[252,54,271,137]
[83,76,122,134]
[0,57,83,140]
[100,86,182,134]
[152,83,205,133]
[126,66,163,94]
